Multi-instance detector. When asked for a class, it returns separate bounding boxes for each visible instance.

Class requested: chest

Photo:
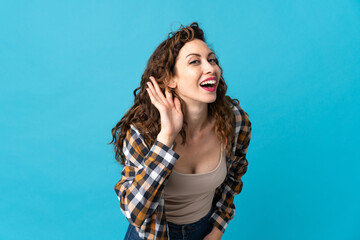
[172,132,222,174]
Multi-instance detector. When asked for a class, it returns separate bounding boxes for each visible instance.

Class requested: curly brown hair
[110,22,241,165]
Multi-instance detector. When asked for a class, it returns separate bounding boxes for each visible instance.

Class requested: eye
[209,58,218,64]
[189,60,200,64]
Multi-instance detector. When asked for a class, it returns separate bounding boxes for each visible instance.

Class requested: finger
[149,77,168,105]
[146,82,161,104]
[146,87,156,105]
[165,88,174,106]
[147,81,163,105]
[174,97,182,113]
[146,87,163,111]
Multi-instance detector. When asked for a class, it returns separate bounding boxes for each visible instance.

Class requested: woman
[111,22,252,240]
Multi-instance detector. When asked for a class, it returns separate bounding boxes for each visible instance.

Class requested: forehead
[178,39,213,57]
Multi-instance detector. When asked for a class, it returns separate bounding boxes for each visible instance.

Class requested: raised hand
[146,76,183,146]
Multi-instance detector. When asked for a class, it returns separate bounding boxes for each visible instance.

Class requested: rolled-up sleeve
[114,125,179,227]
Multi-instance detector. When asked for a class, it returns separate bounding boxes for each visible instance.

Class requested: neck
[183,102,209,138]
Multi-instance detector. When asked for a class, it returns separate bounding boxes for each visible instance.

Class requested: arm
[115,76,183,228]
[114,126,179,227]
[209,106,252,233]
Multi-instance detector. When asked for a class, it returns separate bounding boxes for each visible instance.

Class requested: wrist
[157,131,176,147]
[211,226,223,236]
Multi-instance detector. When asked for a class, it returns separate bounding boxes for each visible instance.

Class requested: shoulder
[122,124,149,163]
[126,124,146,144]
[231,102,251,135]
[230,102,251,158]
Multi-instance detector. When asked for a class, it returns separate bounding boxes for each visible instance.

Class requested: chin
[206,95,217,103]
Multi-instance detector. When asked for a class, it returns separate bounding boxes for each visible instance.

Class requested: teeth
[200,80,216,86]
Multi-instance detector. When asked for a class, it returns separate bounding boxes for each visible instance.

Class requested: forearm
[115,137,179,226]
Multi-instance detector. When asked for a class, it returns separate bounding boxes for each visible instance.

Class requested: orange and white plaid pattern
[115,103,252,239]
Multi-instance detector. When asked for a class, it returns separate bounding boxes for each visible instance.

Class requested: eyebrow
[185,52,215,59]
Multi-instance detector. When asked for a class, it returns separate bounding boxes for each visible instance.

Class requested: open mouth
[200,79,217,92]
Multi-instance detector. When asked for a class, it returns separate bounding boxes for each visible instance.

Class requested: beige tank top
[164,144,227,224]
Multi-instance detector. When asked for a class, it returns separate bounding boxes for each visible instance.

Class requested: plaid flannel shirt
[114,103,251,239]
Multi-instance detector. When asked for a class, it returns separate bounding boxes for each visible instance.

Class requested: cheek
[216,66,221,76]
[187,68,200,77]
[182,70,199,85]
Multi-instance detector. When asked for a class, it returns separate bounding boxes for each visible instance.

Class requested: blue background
[1,0,359,239]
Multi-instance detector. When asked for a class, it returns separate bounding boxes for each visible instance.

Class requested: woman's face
[169,39,221,105]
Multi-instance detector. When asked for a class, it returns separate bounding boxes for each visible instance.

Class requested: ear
[167,77,177,89]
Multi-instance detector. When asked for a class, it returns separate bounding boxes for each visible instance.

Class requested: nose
[203,60,217,75]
